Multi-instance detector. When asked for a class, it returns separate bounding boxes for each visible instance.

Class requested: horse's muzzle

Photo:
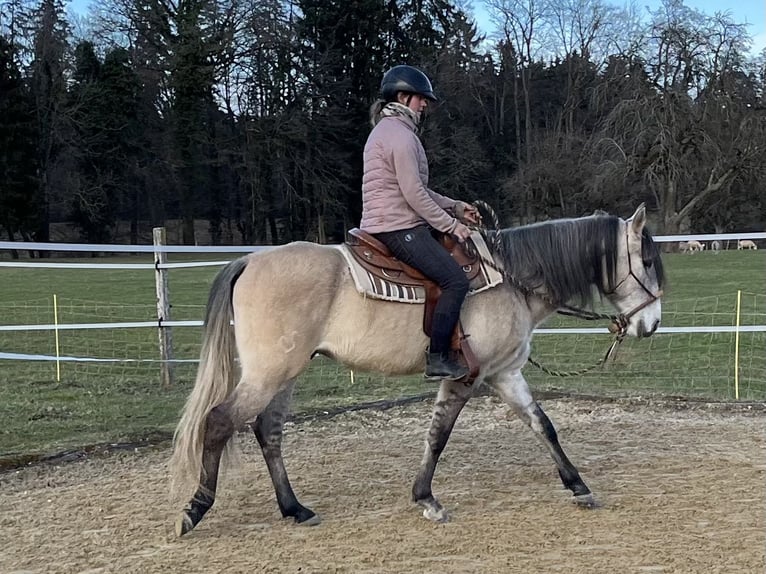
[637,319,660,338]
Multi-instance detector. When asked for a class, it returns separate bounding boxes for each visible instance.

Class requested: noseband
[534,223,661,341]
[601,225,663,336]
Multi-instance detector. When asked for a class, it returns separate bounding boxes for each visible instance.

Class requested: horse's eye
[643,258,653,269]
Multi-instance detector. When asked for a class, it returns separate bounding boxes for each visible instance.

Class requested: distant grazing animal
[686,240,704,253]
[711,240,721,254]
[738,239,757,250]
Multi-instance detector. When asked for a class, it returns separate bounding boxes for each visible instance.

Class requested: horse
[738,239,757,250]
[711,240,722,254]
[169,204,664,536]
[686,240,704,253]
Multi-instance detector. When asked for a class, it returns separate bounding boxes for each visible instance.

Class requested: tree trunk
[182,214,195,246]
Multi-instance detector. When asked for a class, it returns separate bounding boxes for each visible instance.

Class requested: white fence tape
[0,320,202,331]
[0,242,271,253]
[0,260,232,270]
[0,351,198,363]
[0,323,763,334]
[2,325,764,365]
[1,232,765,255]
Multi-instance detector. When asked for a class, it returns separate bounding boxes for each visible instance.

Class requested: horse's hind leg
[412,380,474,522]
[176,377,282,536]
[252,380,320,526]
[491,370,596,507]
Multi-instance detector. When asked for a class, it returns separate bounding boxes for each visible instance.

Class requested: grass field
[1,248,764,459]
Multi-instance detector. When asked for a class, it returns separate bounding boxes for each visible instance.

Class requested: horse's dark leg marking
[532,403,594,502]
[176,402,236,536]
[492,372,596,507]
[253,381,319,525]
[412,380,474,522]
[176,384,281,536]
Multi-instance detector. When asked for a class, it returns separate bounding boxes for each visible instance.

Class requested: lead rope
[466,200,626,377]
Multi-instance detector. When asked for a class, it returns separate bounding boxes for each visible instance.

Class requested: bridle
[466,203,663,373]
[597,223,663,337]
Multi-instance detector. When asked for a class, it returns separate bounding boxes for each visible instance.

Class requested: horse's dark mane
[489,215,662,306]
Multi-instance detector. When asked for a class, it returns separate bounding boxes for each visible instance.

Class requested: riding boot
[425,351,469,381]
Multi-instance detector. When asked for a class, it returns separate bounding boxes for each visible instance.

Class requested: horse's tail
[169,256,249,500]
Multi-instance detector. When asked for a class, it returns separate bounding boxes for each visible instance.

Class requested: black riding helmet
[380,65,438,102]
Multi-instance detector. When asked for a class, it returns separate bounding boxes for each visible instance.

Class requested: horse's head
[604,204,664,338]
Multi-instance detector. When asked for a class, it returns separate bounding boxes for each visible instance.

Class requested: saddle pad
[338,231,504,303]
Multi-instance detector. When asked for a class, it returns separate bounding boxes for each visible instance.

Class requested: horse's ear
[629,203,646,234]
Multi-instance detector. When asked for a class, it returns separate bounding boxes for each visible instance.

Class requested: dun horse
[170,205,664,536]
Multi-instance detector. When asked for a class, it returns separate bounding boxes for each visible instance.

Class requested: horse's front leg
[412,380,474,522]
[491,370,597,507]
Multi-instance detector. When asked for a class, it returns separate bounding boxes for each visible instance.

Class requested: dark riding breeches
[373,226,469,354]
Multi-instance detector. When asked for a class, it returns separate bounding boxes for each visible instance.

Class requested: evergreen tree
[28,0,70,246]
[0,33,39,247]
[67,42,142,242]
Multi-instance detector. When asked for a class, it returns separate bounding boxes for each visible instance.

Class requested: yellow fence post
[53,293,61,383]
[734,290,741,400]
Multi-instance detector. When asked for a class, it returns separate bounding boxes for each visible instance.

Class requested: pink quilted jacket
[360,114,459,234]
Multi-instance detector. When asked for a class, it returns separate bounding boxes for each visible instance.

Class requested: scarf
[378,102,421,128]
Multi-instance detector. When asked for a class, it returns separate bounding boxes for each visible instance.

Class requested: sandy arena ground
[1,395,764,574]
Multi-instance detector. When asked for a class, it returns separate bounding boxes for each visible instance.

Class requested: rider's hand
[456,202,481,225]
[453,222,472,243]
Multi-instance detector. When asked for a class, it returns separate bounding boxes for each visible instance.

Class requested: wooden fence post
[153,227,175,388]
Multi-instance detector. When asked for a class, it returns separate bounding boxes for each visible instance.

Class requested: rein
[466,201,661,377]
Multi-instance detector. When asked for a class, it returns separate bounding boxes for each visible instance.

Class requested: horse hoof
[422,506,450,523]
[296,513,322,527]
[572,493,599,509]
[175,511,195,537]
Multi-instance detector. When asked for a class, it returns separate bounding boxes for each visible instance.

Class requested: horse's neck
[527,290,561,327]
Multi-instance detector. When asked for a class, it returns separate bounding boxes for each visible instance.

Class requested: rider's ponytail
[369,99,386,127]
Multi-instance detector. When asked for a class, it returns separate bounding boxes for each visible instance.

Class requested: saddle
[346,228,481,384]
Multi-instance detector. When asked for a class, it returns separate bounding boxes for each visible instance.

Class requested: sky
[67,0,765,55]
[471,0,766,55]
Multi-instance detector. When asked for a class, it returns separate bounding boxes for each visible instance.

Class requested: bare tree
[545,0,619,137]
[485,0,547,221]
[587,1,760,237]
